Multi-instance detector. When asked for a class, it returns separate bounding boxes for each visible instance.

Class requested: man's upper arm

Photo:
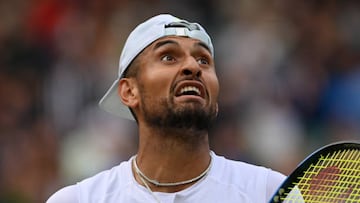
[46,185,78,203]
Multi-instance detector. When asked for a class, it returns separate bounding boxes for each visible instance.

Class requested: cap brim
[99,79,135,120]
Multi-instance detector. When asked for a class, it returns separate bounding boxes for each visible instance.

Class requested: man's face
[135,36,219,132]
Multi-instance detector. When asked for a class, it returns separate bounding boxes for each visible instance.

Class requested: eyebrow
[196,41,212,55]
[153,40,179,50]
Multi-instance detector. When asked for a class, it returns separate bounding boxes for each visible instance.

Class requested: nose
[181,57,202,78]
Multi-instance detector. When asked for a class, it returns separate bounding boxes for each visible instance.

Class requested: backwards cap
[99,14,214,120]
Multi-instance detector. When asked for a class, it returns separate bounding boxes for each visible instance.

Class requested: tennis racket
[269,141,360,203]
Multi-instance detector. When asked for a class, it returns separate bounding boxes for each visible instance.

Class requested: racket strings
[283,149,360,202]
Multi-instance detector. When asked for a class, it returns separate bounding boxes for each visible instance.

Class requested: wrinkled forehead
[142,35,213,56]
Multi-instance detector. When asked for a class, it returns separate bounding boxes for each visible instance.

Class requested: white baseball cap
[99,14,214,120]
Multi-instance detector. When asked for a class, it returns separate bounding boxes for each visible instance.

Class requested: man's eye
[197,58,209,65]
[161,55,175,61]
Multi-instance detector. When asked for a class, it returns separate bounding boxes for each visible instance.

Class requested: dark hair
[122,55,140,79]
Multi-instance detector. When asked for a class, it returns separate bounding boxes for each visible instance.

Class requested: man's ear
[118,78,139,108]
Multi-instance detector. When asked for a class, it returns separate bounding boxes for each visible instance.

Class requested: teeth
[180,86,200,95]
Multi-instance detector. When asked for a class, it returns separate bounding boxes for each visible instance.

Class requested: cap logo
[164,21,201,31]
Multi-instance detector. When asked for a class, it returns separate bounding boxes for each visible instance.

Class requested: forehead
[145,36,212,54]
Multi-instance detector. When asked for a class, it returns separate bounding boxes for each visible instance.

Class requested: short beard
[142,96,217,135]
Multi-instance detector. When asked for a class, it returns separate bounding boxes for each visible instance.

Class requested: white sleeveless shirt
[47,152,285,203]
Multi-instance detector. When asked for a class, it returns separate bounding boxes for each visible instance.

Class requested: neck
[133,124,211,192]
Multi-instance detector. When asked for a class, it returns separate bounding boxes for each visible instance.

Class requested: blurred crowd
[0,0,359,202]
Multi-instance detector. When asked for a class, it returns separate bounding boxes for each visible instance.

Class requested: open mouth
[179,86,201,96]
[174,81,205,99]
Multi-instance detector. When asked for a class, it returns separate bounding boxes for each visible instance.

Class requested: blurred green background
[1,0,360,202]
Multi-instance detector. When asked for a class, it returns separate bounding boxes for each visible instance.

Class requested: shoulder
[79,159,134,202]
[47,159,133,203]
[46,185,78,203]
[211,152,285,181]
[209,152,286,201]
